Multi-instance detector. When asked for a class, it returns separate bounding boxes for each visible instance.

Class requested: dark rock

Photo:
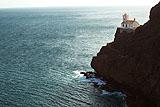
[91,2,160,107]
[80,71,97,78]
[80,72,86,75]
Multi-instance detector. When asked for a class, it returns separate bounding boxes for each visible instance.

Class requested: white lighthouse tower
[123,13,129,22]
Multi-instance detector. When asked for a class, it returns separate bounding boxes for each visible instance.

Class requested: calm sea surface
[0,7,150,107]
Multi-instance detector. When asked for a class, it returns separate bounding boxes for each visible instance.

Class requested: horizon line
[0,5,152,9]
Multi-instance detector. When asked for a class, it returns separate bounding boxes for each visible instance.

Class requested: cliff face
[91,2,160,107]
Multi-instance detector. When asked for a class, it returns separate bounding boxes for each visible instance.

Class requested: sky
[0,0,159,8]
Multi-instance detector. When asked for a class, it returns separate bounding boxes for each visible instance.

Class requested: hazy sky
[0,0,159,8]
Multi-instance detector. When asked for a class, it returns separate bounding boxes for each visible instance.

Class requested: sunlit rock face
[91,2,160,107]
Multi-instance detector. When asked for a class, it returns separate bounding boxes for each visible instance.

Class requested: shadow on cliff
[91,2,160,107]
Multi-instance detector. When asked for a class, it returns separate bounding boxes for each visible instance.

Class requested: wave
[102,90,126,97]
[72,70,86,78]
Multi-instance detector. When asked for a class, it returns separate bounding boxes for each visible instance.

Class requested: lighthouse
[121,13,140,30]
[123,13,129,22]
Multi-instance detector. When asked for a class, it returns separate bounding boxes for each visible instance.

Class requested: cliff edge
[91,2,160,107]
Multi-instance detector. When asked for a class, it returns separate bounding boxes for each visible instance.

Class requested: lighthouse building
[121,13,140,30]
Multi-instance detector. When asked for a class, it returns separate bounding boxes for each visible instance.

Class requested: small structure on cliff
[120,13,140,33]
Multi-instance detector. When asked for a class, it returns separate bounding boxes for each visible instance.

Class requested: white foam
[101,90,126,97]
[88,78,106,85]
[73,70,85,78]
[73,70,126,98]
[102,90,111,95]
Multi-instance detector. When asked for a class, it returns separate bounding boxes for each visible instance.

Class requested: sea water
[0,6,150,107]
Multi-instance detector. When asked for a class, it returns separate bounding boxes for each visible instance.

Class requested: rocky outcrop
[91,2,160,107]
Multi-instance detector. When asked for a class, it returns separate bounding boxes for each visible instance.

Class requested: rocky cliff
[91,2,160,107]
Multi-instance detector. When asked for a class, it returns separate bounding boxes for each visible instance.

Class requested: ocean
[0,6,150,107]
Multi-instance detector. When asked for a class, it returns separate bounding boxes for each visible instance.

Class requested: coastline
[91,2,160,107]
